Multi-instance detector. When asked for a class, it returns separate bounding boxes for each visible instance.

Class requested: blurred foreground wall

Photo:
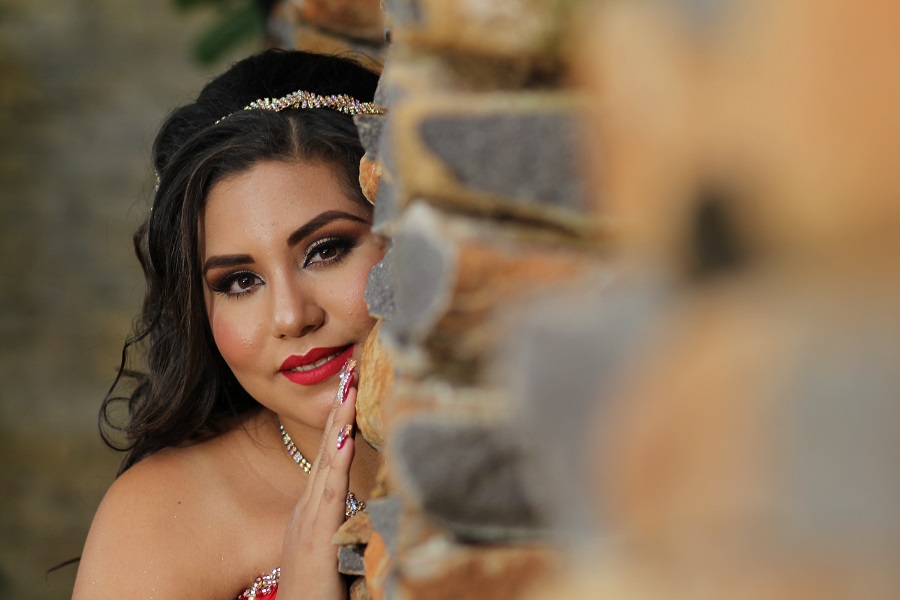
[279,1,900,598]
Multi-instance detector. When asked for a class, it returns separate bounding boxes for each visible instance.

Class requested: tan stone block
[376,50,461,97]
[573,0,707,271]
[359,155,380,205]
[363,531,392,600]
[290,23,384,69]
[702,0,900,258]
[370,462,392,499]
[397,542,560,600]
[390,92,598,234]
[525,560,853,600]
[387,378,510,423]
[349,577,371,600]
[290,0,385,44]
[384,0,569,67]
[333,511,374,546]
[382,203,603,381]
[592,272,900,597]
[358,320,395,450]
[576,0,900,273]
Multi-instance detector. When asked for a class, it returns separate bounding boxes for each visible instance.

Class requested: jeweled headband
[216,89,385,123]
[154,89,385,190]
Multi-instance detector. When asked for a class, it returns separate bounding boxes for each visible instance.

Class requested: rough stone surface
[365,246,397,320]
[333,510,373,546]
[376,108,398,184]
[338,544,367,576]
[349,577,371,600]
[382,0,423,27]
[372,176,399,233]
[357,321,394,450]
[290,23,384,66]
[384,0,565,63]
[375,203,600,378]
[363,531,394,600]
[498,274,670,539]
[390,416,544,541]
[365,496,404,557]
[391,95,595,230]
[418,113,586,212]
[358,155,380,205]
[399,543,559,600]
[354,114,385,158]
[591,273,900,596]
[291,0,385,43]
[381,208,457,346]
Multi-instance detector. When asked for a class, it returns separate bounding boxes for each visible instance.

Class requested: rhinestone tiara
[154,90,385,191]
[215,89,385,124]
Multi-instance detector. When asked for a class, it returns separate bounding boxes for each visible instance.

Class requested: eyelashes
[208,235,359,299]
[209,271,262,299]
[302,236,358,268]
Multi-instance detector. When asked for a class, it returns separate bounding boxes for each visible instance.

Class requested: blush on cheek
[210,313,263,371]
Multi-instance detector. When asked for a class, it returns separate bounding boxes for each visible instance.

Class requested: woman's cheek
[209,309,265,371]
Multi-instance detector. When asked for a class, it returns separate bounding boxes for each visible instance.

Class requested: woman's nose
[270,276,324,339]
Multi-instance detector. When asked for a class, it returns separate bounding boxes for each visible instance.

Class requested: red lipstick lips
[280,345,354,386]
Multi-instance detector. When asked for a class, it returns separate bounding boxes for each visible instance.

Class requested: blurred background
[0,0,259,596]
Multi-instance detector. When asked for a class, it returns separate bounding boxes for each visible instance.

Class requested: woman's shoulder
[73,429,271,599]
[95,442,223,531]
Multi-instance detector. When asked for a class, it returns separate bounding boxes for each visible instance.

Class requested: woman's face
[200,159,385,436]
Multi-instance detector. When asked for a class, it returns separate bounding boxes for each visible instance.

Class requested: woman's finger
[302,360,355,483]
[302,363,358,515]
[306,386,356,514]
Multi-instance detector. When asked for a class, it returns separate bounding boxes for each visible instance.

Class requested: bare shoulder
[73,440,240,599]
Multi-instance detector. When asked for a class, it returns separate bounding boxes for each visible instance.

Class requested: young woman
[73,49,386,600]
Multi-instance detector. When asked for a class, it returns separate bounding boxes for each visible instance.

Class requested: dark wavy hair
[101,49,380,475]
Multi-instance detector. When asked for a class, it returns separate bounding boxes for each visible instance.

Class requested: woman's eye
[213,271,262,297]
[231,274,258,292]
[316,246,338,261]
[304,237,355,267]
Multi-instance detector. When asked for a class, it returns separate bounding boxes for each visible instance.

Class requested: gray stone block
[381,214,456,346]
[382,0,423,26]
[365,246,397,320]
[353,114,384,158]
[775,315,900,551]
[337,544,366,576]
[499,275,671,540]
[372,176,399,233]
[418,113,587,212]
[366,496,403,557]
[391,417,544,542]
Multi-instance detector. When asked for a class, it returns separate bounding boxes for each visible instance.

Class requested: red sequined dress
[238,568,280,599]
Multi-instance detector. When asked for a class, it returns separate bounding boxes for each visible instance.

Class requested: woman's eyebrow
[287,210,368,247]
[202,254,253,276]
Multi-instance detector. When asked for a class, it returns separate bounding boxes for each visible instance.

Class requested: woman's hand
[277,364,358,600]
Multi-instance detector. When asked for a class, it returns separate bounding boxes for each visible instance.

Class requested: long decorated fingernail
[337,358,357,404]
[336,424,353,449]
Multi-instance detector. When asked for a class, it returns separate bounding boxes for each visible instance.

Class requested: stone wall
[276,1,900,598]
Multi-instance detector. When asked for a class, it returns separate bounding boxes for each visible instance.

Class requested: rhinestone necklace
[277,420,366,518]
[278,422,312,473]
